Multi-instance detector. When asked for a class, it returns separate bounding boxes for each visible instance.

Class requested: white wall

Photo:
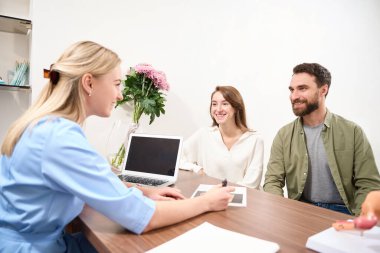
[30,0,380,174]
[0,0,30,19]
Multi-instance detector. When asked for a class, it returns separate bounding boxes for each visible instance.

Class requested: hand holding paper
[197,185,235,211]
[192,184,247,207]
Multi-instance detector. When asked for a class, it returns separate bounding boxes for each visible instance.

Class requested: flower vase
[107,121,139,173]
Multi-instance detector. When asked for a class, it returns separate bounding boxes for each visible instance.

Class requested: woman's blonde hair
[1,41,121,156]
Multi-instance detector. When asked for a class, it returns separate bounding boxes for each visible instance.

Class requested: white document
[306,226,380,253]
[191,184,247,207]
[147,222,280,253]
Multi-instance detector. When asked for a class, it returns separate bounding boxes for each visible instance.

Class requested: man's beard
[292,98,319,117]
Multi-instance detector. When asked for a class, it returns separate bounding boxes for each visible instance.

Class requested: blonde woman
[0,41,234,253]
[182,86,264,189]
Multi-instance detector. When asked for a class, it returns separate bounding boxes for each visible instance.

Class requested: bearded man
[263,63,380,216]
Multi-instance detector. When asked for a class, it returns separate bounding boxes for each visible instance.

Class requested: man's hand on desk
[361,190,380,219]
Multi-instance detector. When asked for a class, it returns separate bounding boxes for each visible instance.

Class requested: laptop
[118,133,183,187]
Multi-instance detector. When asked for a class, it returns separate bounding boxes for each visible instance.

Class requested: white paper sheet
[306,226,380,253]
[191,184,247,207]
[147,222,280,253]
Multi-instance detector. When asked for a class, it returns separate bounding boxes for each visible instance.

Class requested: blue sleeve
[40,120,155,234]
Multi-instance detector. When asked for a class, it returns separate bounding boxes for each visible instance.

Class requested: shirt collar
[324,109,332,128]
[296,108,331,132]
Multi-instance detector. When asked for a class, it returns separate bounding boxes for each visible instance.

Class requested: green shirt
[263,110,380,215]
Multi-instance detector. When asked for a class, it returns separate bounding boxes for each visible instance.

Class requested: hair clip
[49,70,60,85]
[44,64,60,85]
[43,68,50,79]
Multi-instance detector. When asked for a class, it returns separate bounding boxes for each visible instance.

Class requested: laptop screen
[124,134,182,176]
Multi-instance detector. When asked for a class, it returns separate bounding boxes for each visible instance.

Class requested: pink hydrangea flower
[134,63,154,76]
[151,70,170,91]
[132,64,170,91]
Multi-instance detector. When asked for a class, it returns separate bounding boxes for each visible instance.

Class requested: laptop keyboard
[119,174,169,187]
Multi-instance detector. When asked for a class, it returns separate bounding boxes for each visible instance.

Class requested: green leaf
[149,114,156,124]
[154,108,160,117]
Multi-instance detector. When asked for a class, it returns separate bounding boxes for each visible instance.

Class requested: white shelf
[0,15,31,34]
[0,84,31,92]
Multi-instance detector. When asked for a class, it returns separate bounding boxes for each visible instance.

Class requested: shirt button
[303,172,306,176]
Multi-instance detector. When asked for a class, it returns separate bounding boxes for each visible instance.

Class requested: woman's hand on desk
[143,187,185,201]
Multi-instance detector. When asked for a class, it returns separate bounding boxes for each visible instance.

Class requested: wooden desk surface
[77,170,352,253]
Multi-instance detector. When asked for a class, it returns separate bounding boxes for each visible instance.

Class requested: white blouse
[181,126,264,189]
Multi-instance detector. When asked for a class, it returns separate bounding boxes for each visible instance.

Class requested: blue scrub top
[0,117,155,253]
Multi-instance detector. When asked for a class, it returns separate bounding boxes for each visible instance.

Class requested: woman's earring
[89,90,92,97]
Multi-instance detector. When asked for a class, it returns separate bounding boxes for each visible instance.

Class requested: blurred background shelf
[0,0,32,143]
[0,84,31,91]
[0,15,31,34]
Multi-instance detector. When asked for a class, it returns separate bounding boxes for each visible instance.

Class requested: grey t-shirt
[302,123,343,204]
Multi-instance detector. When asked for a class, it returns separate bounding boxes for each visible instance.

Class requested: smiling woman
[181,86,264,189]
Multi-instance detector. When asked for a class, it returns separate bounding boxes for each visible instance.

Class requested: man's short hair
[293,63,331,89]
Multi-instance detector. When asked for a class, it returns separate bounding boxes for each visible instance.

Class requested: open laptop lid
[121,133,183,184]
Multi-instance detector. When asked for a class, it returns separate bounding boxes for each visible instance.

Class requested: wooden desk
[76,170,352,253]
